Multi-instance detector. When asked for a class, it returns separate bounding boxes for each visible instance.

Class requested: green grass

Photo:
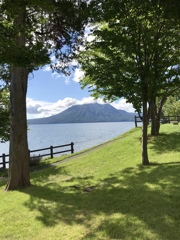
[0,124,180,240]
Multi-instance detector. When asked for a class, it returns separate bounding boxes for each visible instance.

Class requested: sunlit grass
[0,124,180,240]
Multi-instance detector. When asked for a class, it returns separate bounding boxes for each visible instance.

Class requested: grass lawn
[0,124,179,240]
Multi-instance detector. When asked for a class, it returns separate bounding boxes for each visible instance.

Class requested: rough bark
[5,9,31,190]
[150,98,159,136]
[150,96,167,136]
[5,67,30,190]
[142,96,149,165]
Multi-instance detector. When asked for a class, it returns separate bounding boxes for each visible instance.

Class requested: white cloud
[84,25,95,42]
[87,35,95,42]
[111,99,135,112]
[73,68,85,82]
[26,98,53,118]
[79,97,104,105]
[43,65,51,72]
[51,72,62,79]
[69,59,79,67]
[27,97,135,120]
[50,55,56,62]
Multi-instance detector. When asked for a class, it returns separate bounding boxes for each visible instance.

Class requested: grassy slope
[0,124,179,240]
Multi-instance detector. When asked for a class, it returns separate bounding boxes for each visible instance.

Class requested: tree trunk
[5,9,31,190]
[150,95,167,136]
[142,97,149,165]
[150,97,159,136]
[5,67,30,190]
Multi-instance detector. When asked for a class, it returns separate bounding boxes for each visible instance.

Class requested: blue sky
[26,65,135,119]
[26,26,135,119]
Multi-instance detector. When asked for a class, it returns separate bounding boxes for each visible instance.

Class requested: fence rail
[134,115,180,127]
[0,142,74,169]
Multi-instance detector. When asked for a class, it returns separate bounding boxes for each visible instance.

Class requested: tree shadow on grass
[30,165,69,183]
[149,131,180,154]
[22,163,180,240]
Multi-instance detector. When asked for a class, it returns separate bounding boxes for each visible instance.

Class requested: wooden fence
[134,115,180,127]
[0,142,74,169]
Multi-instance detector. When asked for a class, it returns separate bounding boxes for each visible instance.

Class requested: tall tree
[78,0,180,165]
[0,0,88,190]
[148,0,180,135]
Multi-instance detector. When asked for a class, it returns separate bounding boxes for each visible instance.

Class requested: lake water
[0,122,135,156]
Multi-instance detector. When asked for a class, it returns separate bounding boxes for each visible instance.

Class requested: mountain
[28,103,135,124]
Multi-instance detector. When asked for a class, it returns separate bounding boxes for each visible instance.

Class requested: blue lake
[0,122,135,156]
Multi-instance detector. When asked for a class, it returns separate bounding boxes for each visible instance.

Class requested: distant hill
[28,103,135,124]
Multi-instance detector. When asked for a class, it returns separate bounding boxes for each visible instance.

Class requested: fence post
[50,146,53,159]
[71,142,74,154]
[2,154,6,169]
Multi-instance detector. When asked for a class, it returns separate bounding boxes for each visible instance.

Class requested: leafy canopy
[0,0,89,142]
[78,0,180,113]
[163,96,180,116]
[0,0,88,73]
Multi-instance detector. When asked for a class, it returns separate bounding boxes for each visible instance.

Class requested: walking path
[31,134,127,172]
[0,133,128,180]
